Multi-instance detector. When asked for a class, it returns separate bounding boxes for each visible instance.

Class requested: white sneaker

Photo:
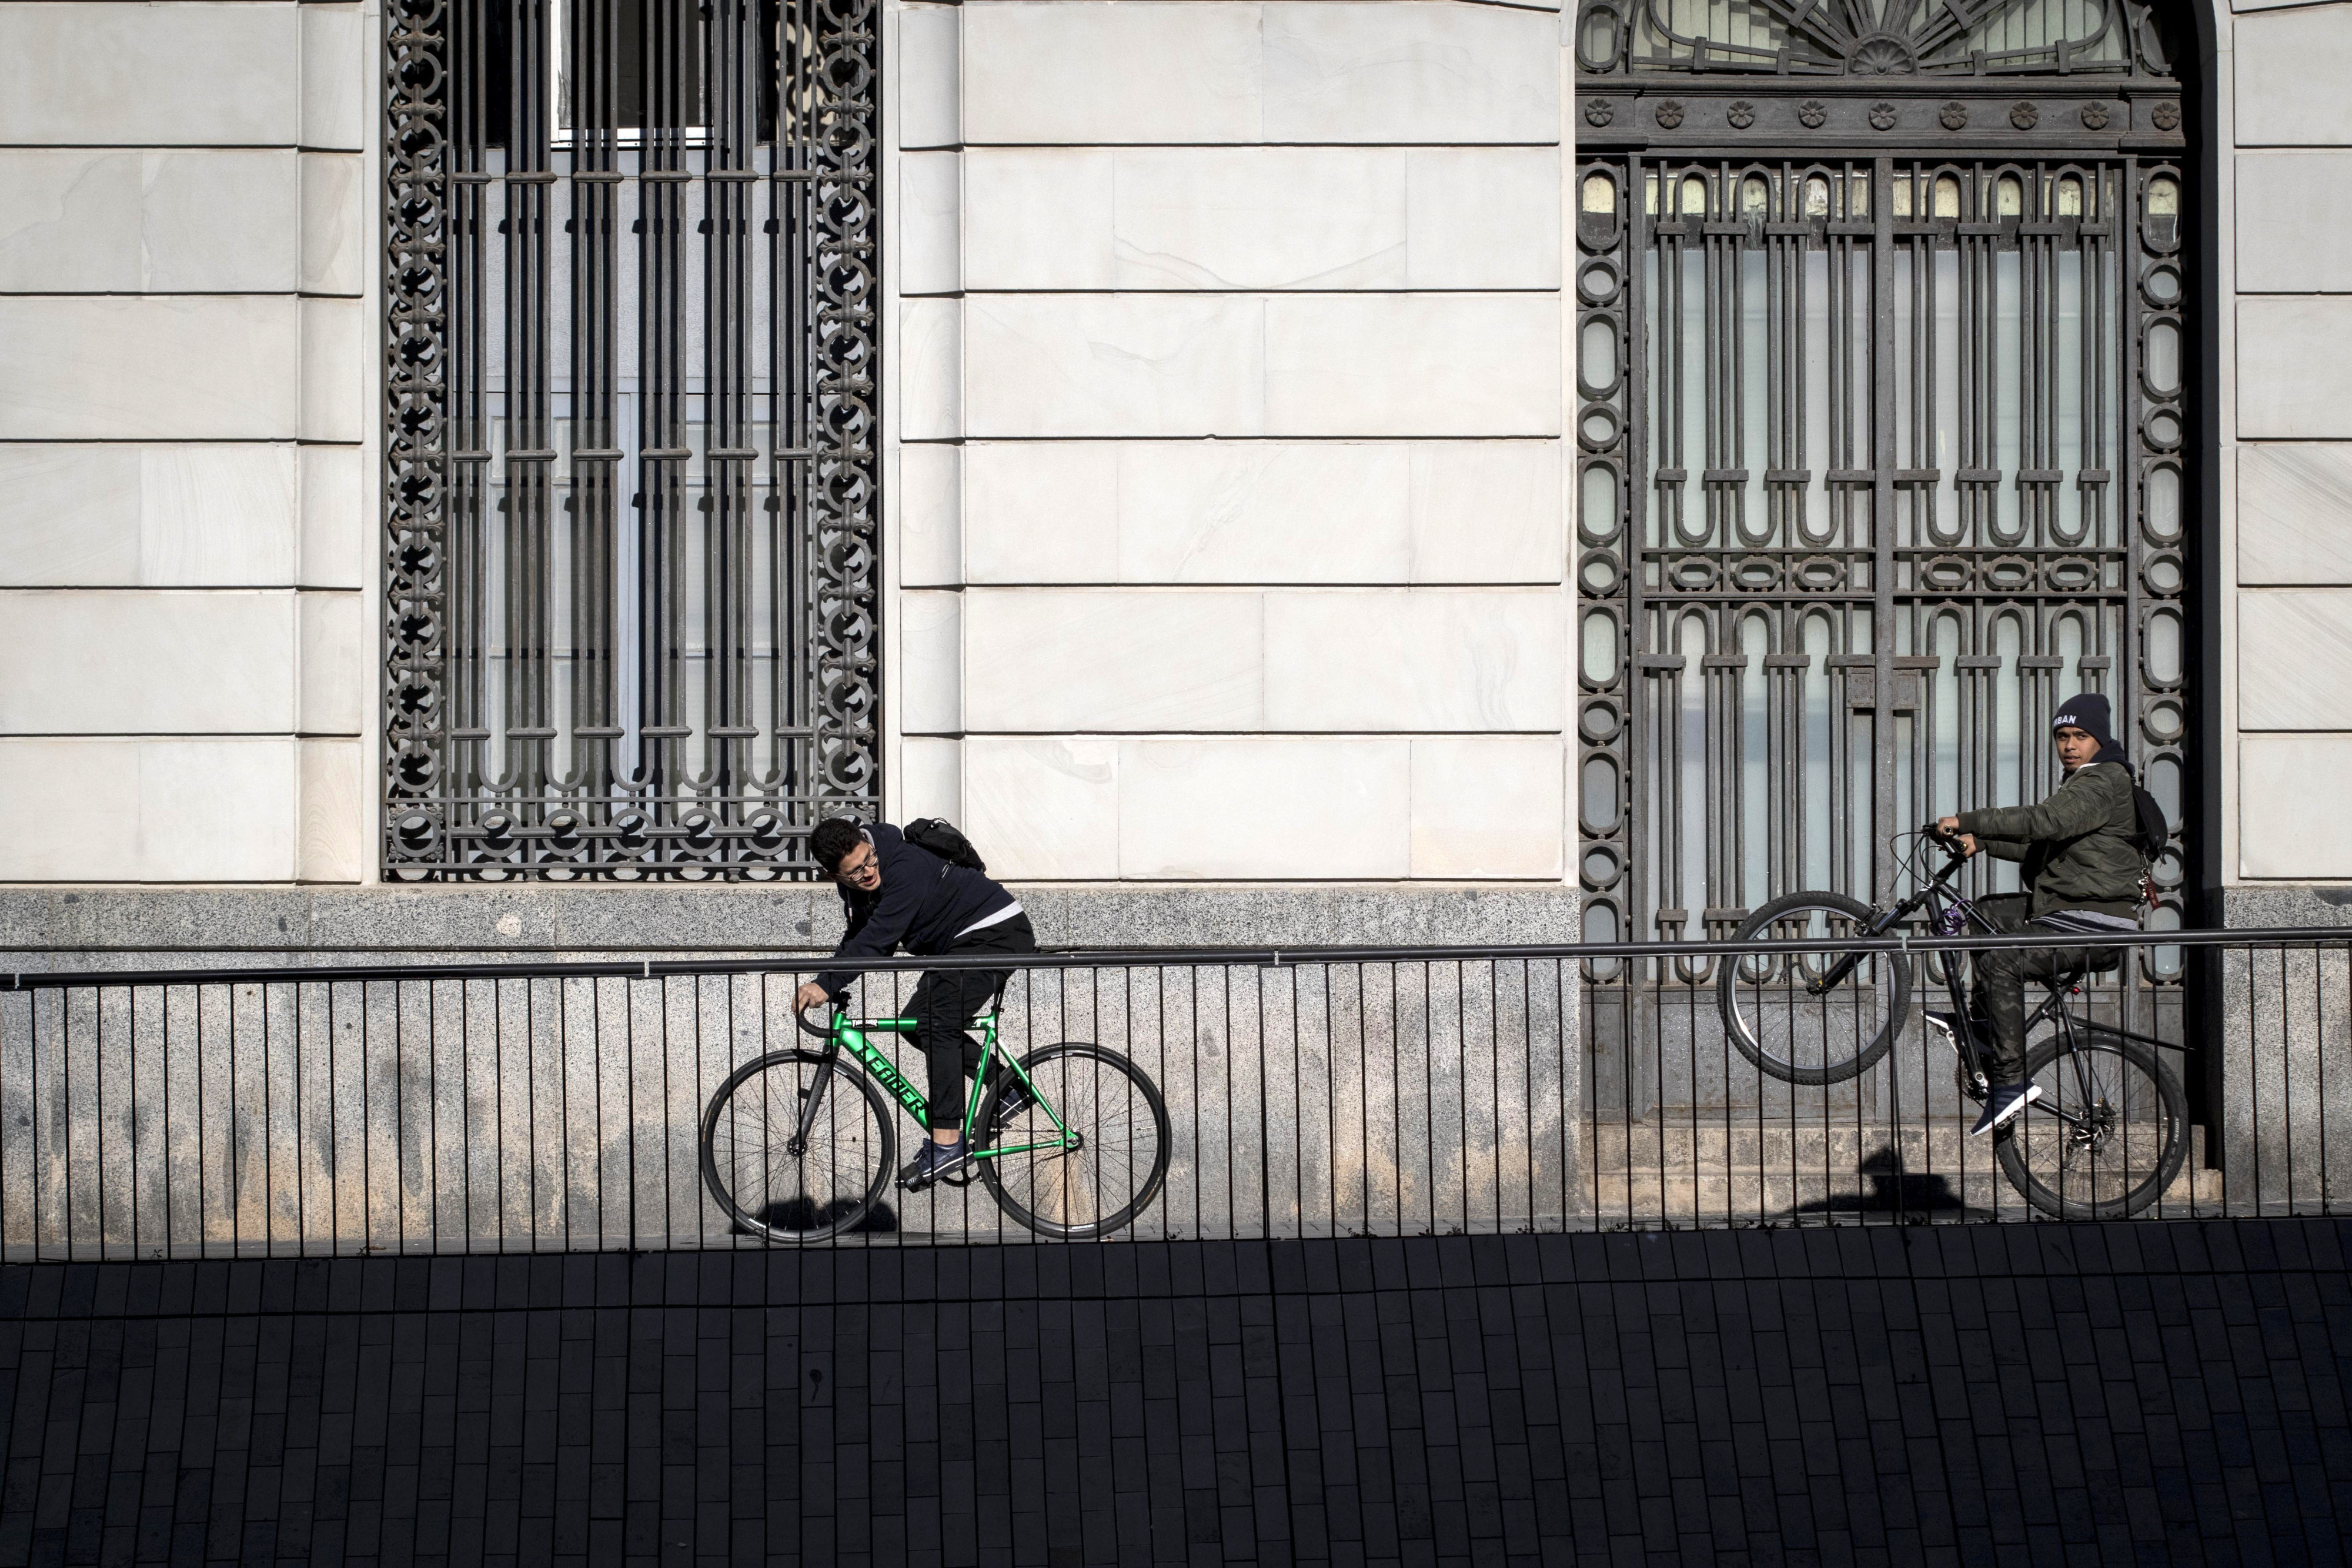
[1969,1081,2042,1137]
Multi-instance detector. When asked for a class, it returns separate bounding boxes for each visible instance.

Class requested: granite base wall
[0,883,1583,968]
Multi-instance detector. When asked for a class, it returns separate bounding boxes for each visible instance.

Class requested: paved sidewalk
[2,1221,2348,1565]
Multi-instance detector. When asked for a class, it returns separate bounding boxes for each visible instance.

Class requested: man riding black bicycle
[794,818,1036,1189]
[1929,693,2152,1138]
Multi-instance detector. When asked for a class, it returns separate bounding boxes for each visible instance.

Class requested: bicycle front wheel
[1995,1029,2189,1220]
[700,1049,897,1244]
[1716,891,1910,1086]
[978,1044,1171,1241]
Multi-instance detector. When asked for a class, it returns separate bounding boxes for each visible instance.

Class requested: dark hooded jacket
[813,823,1019,999]
[1953,694,2147,920]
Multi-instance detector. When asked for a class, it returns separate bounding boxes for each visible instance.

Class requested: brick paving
[1,1219,2347,1566]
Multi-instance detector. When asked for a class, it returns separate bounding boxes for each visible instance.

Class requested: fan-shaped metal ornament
[1578,0,2175,79]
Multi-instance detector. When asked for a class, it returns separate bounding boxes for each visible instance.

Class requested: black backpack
[903,818,987,874]
[2128,783,2170,863]
[2117,769,2169,910]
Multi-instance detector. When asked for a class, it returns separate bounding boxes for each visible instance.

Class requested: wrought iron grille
[384,0,881,880]
[1573,0,2191,1084]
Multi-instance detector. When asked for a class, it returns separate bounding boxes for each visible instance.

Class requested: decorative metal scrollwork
[1582,149,2192,1001]
[382,0,883,880]
[1578,0,2176,78]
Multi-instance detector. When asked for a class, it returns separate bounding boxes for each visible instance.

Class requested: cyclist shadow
[748,1198,901,1235]
[1783,1146,1993,1222]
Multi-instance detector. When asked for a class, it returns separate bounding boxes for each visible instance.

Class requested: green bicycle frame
[814,1011,1077,1160]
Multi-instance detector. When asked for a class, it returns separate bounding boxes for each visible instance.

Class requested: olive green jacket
[1955,760,2147,920]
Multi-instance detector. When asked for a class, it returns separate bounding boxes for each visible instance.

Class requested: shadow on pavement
[1785,1145,1994,1221]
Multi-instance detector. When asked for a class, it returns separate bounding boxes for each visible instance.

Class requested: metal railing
[0,925,2343,1258]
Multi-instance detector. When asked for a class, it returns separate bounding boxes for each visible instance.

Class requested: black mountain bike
[1716,833,2190,1219]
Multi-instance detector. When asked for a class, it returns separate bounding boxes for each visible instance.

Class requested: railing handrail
[4,922,2347,992]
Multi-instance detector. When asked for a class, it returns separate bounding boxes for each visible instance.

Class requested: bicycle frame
[798,1011,1078,1162]
[1876,840,2183,1109]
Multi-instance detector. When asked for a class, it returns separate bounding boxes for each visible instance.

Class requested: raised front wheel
[1715,890,1912,1086]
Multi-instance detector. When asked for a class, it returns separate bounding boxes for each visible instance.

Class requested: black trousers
[1967,893,2122,1084]
[907,913,1035,1131]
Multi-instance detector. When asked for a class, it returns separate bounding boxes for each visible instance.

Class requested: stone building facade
[0,0,2345,950]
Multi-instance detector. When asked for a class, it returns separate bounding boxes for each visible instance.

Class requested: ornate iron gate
[1573,0,2191,1087]
[384,0,880,880]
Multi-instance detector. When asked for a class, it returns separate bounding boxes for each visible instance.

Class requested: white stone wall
[2226,1,2352,881]
[0,2,373,882]
[4,0,2348,894]
[884,0,1577,883]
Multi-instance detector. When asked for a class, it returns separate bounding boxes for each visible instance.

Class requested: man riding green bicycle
[794,818,1035,1191]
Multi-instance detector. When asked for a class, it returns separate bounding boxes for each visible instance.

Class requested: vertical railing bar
[562,972,578,1252]
[325,981,341,1256]
[1358,961,1377,1238]
[526,975,543,1249]
[1285,962,1299,1241]
[40,988,52,1262]
[393,977,410,1256]
[1553,958,1569,1231]
[95,981,109,1261]
[1381,962,1396,1239]
[361,977,377,1254]
[494,977,508,1253]
[1491,961,1505,1233]
[1254,962,1270,1241]
[161,985,175,1258]
[1451,958,1466,1236]
[2,992,13,1260]
[459,979,475,1252]
[266,980,282,1258]
[228,981,239,1258]
[2274,943,2289,1217]
[2323,942,2334,1213]
[691,972,707,1251]
[421,979,435,1253]
[599,974,613,1253]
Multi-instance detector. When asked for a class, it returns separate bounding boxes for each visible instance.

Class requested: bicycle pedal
[898,1160,975,1193]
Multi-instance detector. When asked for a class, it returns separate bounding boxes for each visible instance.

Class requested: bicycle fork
[789,1042,840,1156]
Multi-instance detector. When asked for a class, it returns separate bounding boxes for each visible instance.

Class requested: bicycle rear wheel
[700,1049,897,1243]
[978,1044,1171,1241]
[1716,891,1910,1086]
[1995,1028,2189,1220]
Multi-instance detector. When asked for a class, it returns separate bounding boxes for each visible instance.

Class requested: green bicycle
[699,1002,1172,1243]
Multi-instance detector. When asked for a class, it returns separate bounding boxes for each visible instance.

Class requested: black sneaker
[1969,1081,2042,1138]
[987,1077,1037,1133]
[898,1138,971,1191]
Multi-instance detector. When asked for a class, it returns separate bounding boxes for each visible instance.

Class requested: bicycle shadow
[747,1198,901,1235]
[1783,1146,1993,1222]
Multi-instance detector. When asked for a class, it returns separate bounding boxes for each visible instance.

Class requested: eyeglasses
[834,847,879,882]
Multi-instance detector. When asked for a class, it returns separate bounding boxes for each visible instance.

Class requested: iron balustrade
[0,927,2343,1259]
[384,0,881,881]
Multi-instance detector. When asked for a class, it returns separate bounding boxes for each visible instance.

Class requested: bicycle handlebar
[796,1006,836,1041]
